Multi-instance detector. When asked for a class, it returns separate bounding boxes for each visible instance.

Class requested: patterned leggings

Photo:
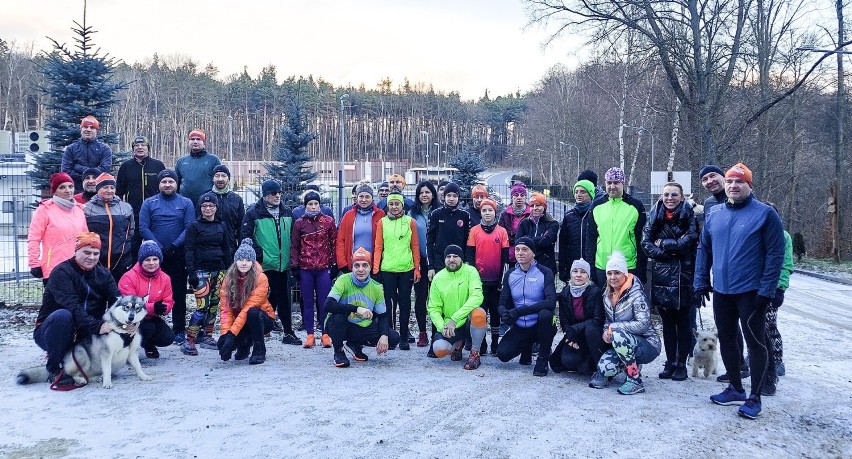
[597,329,660,380]
[187,270,225,340]
[766,289,784,364]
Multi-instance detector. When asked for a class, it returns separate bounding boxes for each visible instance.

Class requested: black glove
[30,267,43,279]
[559,271,568,283]
[153,301,167,315]
[501,309,517,326]
[563,327,578,343]
[291,268,300,283]
[372,271,383,284]
[162,244,177,259]
[218,332,236,361]
[694,288,711,307]
[329,265,339,280]
[188,273,199,288]
[754,295,772,310]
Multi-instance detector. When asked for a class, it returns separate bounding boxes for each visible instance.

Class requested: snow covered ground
[0,273,850,458]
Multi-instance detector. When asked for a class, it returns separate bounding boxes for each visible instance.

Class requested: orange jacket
[219,263,276,336]
[336,204,385,269]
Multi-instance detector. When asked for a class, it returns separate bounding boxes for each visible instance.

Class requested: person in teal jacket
[175,129,221,207]
[427,245,487,370]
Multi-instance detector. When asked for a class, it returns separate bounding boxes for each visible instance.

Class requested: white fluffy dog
[692,330,719,378]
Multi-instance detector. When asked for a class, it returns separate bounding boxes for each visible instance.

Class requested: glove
[291,268,300,283]
[188,273,199,288]
[153,301,167,315]
[501,310,515,326]
[372,271,383,284]
[329,265,339,280]
[563,327,578,343]
[218,332,235,361]
[693,288,711,307]
[559,271,568,283]
[162,244,177,259]
[754,295,772,310]
[30,267,43,279]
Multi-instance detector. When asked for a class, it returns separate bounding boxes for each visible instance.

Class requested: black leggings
[713,291,768,397]
[497,310,557,362]
[482,284,501,336]
[266,270,294,334]
[658,307,692,365]
[412,256,429,333]
[381,270,414,339]
[161,251,188,334]
[139,317,175,348]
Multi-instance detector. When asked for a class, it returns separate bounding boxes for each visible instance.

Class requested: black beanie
[699,165,724,178]
[515,236,537,255]
[158,169,178,183]
[577,169,598,187]
[443,182,461,197]
[304,191,321,207]
[212,165,231,178]
[444,244,464,259]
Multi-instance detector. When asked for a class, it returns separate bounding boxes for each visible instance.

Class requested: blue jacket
[61,139,112,193]
[498,261,556,328]
[175,150,221,206]
[694,194,785,298]
[139,192,195,249]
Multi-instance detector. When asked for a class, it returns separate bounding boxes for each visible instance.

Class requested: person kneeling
[323,247,400,367]
[428,245,487,370]
[550,258,605,375]
[496,237,557,376]
[217,239,277,365]
[118,241,175,358]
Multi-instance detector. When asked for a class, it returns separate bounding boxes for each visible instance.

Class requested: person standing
[585,167,647,286]
[558,179,596,283]
[175,129,221,207]
[496,237,557,377]
[242,179,300,345]
[695,163,785,419]
[27,173,88,284]
[206,165,244,260]
[336,184,385,273]
[373,193,421,349]
[376,174,414,211]
[468,184,489,227]
[291,190,337,348]
[410,180,439,348]
[426,182,470,280]
[498,181,531,265]
[642,182,698,381]
[116,135,166,255]
[427,245,487,370]
[516,192,559,276]
[84,173,135,282]
[466,198,509,355]
[61,115,112,193]
[139,169,195,344]
[73,168,101,204]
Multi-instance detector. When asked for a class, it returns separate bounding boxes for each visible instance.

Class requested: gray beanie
[570,258,591,275]
[234,238,257,263]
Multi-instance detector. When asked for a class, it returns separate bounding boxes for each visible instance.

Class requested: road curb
[793,268,852,286]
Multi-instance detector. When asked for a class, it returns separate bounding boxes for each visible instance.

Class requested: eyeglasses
[200,204,217,208]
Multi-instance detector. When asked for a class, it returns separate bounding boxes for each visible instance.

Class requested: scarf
[480,221,498,234]
[574,202,592,213]
[304,210,321,218]
[52,195,76,210]
[351,272,370,288]
[213,186,231,195]
[512,205,526,216]
[529,215,541,225]
[569,280,590,298]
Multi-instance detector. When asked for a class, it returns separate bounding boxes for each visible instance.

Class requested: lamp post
[434,142,440,170]
[624,125,655,191]
[420,130,429,172]
[227,115,233,168]
[560,141,580,181]
[339,94,349,220]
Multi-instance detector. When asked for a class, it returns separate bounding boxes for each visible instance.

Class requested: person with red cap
[467,184,490,227]
[84,173,135,282]
[516,191,559,276]
[324,247,400,367]
[175,128,221,207]
[27,172,88,283]
[61,115,113,193]
[376,173,415,212]
[695,162,785,419]
[23,232,122,386]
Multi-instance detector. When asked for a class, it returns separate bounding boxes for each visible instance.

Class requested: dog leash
[50,348,89,391]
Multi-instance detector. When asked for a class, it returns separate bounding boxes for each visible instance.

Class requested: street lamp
[420,130,429,171]
[623,125,655,191]
[434,142,440,170]
[227,115,233,167]
[339,94,349,220]
[560,141,580,182]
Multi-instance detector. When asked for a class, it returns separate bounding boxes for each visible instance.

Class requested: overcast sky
[2,0,587,100]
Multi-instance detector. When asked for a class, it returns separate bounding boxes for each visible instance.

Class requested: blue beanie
[234,238,257,263]
[138,240,163,263]
[699,165,724,178]
[262,179,282,196]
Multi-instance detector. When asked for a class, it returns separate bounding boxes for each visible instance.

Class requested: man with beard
[61,116,112,193]
[73,168,101,204]
[206,165,244,260]
[376,174,415,211]
[116,135,165,254]
[175,129,221,207]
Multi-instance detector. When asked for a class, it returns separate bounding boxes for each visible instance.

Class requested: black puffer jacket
[426,205,470,270]
[516,215,559,275]
[557,205,594,281]
[184,217,230,273]
[641,201,698,310]
[37,258,120,336]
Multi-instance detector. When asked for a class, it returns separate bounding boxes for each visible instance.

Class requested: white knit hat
[605,252,628,275]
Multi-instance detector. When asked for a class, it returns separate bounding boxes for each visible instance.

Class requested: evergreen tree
[264,99,318,208]
[28,8,127,191]
[448,142,487,204]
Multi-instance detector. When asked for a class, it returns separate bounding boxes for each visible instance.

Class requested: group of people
[24,116,792,419]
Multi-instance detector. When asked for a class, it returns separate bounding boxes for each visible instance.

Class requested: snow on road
[0,273,850,458]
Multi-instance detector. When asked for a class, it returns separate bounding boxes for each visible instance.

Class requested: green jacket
[779,231,794,290]
[376,215,418,273]
[241,201,293,272]
[427,263,483,329]
[587,194,647,272]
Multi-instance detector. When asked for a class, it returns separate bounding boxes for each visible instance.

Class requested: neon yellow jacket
[427,263,483,329]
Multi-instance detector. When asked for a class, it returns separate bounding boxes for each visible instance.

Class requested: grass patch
[796,257,852,275]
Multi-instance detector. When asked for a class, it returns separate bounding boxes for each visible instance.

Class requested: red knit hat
[80,115,100,130]
[480,198,498,212]
[725,162,753,186]
[471,184,489,198]
[49,172,73,195]
[529,192,547,209]
[75,231,102,250]
[189,128,206,142]
[351,247,372,266]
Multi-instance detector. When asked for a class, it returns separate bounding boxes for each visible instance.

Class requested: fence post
[12,195,20,285]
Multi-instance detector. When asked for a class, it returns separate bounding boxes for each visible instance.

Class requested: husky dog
[691,330,720,378]
[17,296,153,389]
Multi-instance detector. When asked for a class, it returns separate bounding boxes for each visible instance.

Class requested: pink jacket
[118,262,175,319]
[27,199,88,279]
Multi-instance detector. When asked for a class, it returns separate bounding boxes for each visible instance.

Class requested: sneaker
[180,340,198,356]
[710,385,748,406]
[659,361,675,379]
[761,376,778,396]
[464,350,481,370]
[519,347,532,365]
[776,362,786,377]
[334,350,351,368]
[281,333,302,346]
[531,342,540,355]
[399,340,410,350]
[303,334,316,348]
[407,335,416,343]
[451,342,464,362]
[198,336,217,350]
[173,332,186,345]
[738,396,762,419]
[144,345,160,359]
[479,339,488,356]
[348,344,369,362]
[47,371,77,386]
[589,371,609,389]
[235,344,251,361]
[617,378,645,395]
[533,357,549,377]
[271,321,284,333]
[490,339,499,356]
[249,354,266,365]
[672,363,688,381]
[427,346,437,358]
[716,367,751,383]
[321,333,332,348]
[612,371,627,385]
[416,332,429,347]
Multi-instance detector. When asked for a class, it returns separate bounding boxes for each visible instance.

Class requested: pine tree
[264,99,318,208]
[28,5,127,191]
[448,142,487,204]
